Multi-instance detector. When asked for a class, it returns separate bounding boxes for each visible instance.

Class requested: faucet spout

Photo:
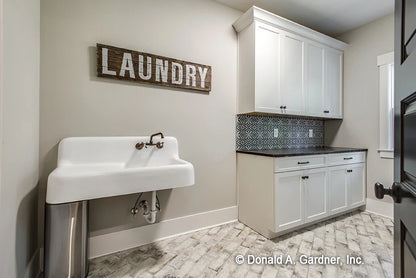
[149,132,164,144]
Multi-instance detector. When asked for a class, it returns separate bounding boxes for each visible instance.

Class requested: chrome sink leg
[45,200,89,278]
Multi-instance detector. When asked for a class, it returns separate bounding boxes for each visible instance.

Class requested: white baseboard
[22,248,40,278]
[89,205,238,259]
[365,198,393,219]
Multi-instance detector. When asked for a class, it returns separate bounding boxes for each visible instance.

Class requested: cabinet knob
[283,106,287,109]
[347,169,353,173]
[301,176,309,180]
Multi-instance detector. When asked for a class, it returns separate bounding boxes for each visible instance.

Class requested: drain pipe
[131,191,160,223]
[142,191,158,224]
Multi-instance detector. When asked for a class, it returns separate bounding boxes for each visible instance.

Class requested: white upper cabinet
[254,23,281,113]
[324,49,343,118]
[306,43,325,116]
[280,33,305,115]
[233,6,347,119]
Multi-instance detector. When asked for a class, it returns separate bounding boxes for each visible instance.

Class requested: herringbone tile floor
[88,211,394,278]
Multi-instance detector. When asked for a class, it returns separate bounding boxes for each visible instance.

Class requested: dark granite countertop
[236,147,368,157]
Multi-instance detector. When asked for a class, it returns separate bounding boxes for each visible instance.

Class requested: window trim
[377,51,394,159]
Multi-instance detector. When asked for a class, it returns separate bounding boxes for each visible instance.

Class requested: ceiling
[215,0,394,36]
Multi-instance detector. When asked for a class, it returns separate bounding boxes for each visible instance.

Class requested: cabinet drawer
[275,155,325,172]
[327,152,365,166]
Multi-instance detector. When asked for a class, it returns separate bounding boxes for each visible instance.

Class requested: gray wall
[40,0,241,237]
[326,13,394,203]
[0,0,40,277]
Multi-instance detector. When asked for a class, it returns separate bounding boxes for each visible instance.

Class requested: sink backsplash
[236,114,324,151]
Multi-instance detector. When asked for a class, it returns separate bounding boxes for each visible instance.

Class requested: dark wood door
[375,1,416,277]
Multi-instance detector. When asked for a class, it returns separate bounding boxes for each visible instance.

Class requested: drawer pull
[297,161,310,165]
[344,157,353,160]
[301,176,309,179]
[323,110,330,113]
[347,170,353,173]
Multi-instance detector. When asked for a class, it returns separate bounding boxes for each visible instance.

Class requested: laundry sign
[97,44,211,92]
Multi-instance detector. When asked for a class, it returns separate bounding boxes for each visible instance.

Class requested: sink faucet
[149,132,164,145]
[136,132,164,150]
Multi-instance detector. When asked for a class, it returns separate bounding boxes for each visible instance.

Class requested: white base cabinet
[274,171,303,230]
[347,163,366,207]
[303,168,328,223]
[328,163,366,213]
[237,151,366,238]
[328,166,348,214]
[275,168,328,231]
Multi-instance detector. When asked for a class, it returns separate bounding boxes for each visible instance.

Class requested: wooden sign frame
[97,44,212,92]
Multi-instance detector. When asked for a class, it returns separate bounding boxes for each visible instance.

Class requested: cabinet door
[324,49,343,118]
[275,171,303,231]
[328,166,348,214]
[255,23,281,113]
[280,33,305,115]
[306,43,325,116]
[347,163,366,207]
[304,168,328,223]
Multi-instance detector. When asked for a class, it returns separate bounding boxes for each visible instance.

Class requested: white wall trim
[89,206,238,259]
[377,51,394,66]
[378,52,394,156]
[365,198,393,219]
[377,149,394,159]
[22,248,40,278]
[0,0,3,205]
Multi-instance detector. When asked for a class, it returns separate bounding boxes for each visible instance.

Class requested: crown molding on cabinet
[232,6,348,51]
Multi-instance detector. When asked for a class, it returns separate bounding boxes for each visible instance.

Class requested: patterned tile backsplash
[236,114,324,151]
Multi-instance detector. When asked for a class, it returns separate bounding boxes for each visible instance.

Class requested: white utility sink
[46,136,195,204]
